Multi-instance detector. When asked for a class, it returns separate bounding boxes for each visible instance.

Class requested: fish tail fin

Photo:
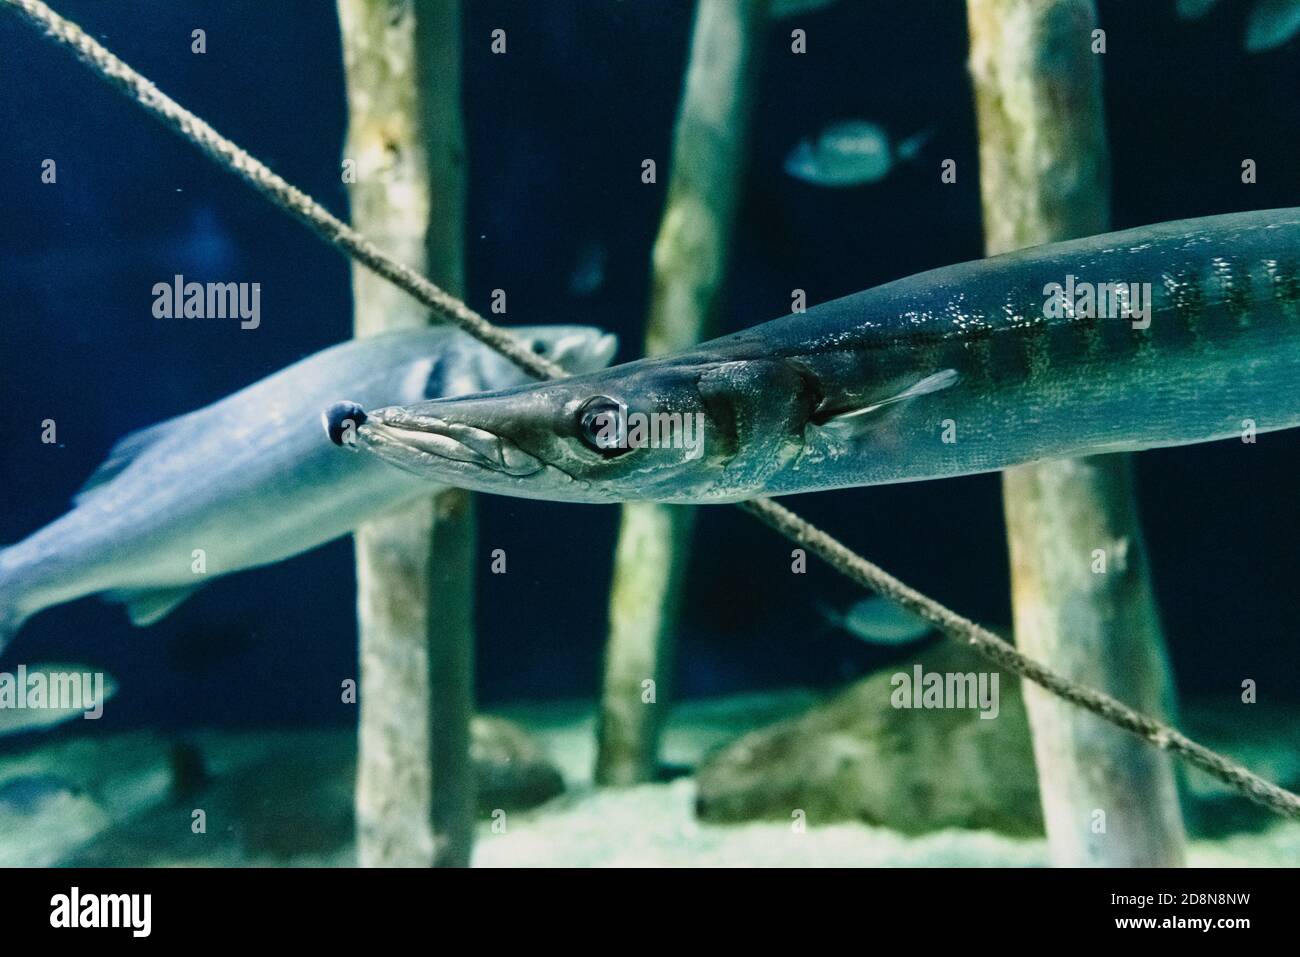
[814,599,844,632]
[896,126,935,163]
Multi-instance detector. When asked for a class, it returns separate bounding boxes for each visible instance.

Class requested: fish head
[489,325,619,379]
[342,352,818,503]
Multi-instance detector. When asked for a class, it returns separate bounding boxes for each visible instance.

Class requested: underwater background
[0,0,1298,866]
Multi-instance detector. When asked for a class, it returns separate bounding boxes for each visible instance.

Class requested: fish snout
[354,405,544,478]
[322,401,367,447]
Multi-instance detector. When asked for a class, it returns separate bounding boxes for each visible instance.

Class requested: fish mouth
[358,409,543,478]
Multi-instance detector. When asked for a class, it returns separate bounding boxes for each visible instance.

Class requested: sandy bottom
[0,691,1295,867]
[473,695,1300,867]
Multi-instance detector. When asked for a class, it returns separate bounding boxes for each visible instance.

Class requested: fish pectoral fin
[105,585,201,627]
[812,368,958,435]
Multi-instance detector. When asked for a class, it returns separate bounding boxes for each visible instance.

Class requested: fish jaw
[359,408,545,478]
[349,376,597,501]
[353,404,604,502]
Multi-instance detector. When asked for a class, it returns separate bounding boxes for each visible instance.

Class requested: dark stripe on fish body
[1265,257,1300,323]
[1128,306,1157,361]
[913,338,950,384]
[872,310,958,382]
[1211,256,1253,330]
[949,303,996,388]
[1018,290,1053,384]
[1163,267,1208,350]
[1045,278,1104,364]
[1097,283,1143,362]
[1077,296,1107,363]
[988,290,1034,385]
[966,334,994,388]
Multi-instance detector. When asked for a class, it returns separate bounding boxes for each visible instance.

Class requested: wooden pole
[338,0,476,867]
[595,0,769,785]
[966,0,1186,865]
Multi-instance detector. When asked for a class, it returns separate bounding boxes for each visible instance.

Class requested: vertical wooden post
[595,0,769,785]
[338,0,476,867]
[966,0,1186,865]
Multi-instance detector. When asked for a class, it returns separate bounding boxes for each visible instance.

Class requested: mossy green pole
[595,0,769,786]
[967,0,1186,865]
[338,0,476,867]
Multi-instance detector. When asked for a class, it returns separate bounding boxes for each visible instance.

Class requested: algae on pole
[595,0,770,786]
[337,0,476,867]
[966,0,1186,866]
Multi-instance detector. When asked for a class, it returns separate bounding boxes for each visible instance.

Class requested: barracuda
[338,208,1300,504]
[0,326,617,650]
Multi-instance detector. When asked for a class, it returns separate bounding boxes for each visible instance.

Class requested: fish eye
[576,395,628,455]
[531,340,548,355]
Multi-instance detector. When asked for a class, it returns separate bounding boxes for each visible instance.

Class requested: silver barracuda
[0,326,616,651]
[340,209,1300,505]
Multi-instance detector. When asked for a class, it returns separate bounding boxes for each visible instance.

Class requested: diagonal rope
[739,497,1300,820]
[8,0,1299,823]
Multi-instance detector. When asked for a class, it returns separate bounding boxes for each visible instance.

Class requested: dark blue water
[1,0,1297,734]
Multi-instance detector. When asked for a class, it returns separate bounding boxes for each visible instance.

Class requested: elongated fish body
[0,326,616,647]
[348,209,1300,504]
[750,209,1300,494]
